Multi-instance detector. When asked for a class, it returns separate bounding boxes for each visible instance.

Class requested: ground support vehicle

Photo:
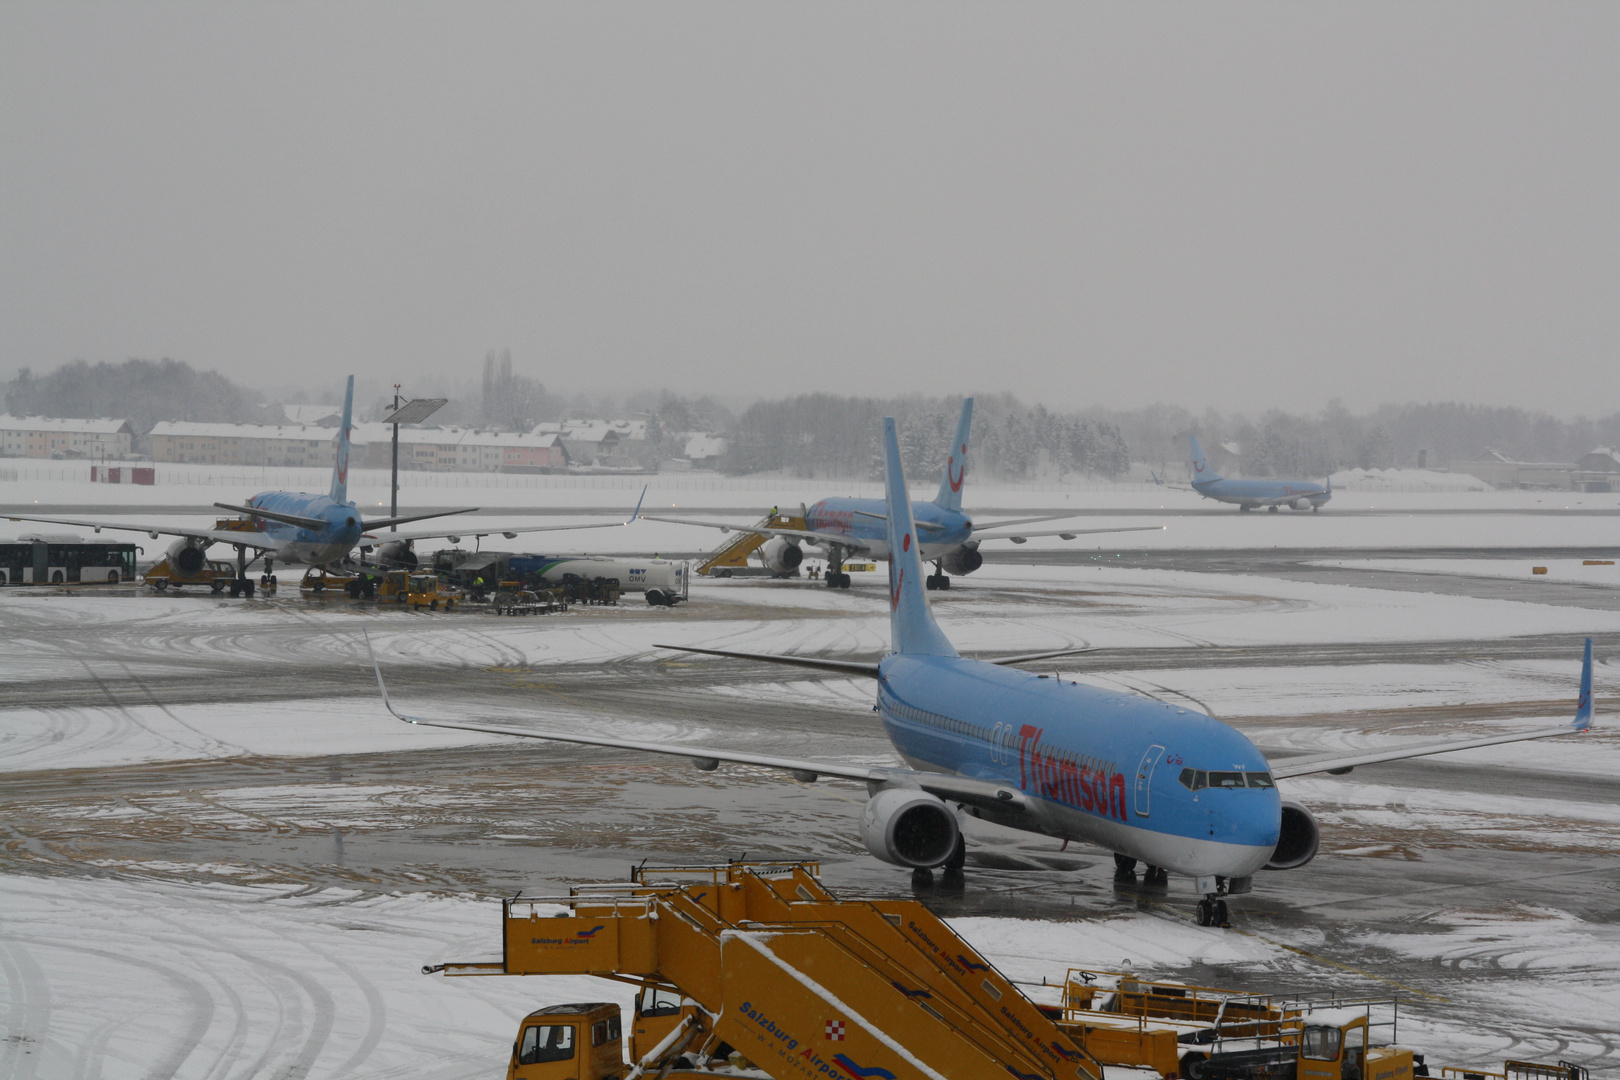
[430,861,1107,1080]
[403,572,456,610]
[555,575,620,605]
[697,513,806,578]
[1059,973,1586,1080]
[301,565,359,595]
[491,586,568,616]
[509,555,689,605]
[145,556,246,594]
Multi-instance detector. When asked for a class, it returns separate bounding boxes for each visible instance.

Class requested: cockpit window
[1207,771,1247,789]
[1179,768,1207,791]
[1246,772,1275,788]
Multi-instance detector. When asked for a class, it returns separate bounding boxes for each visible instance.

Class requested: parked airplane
[5,376,643,596]
[368,416,1595,925]
[643,398,1159,588]
[1164,435,1331,512]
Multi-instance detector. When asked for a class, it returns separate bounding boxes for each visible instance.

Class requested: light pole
[381,391,448,532]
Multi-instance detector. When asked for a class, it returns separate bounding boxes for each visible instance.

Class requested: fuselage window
[1208,771,1246,789]
[1246,772,1275,788]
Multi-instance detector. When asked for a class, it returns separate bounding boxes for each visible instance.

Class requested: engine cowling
[373,541,418,569]
[165,538,206,575]
[1264,800,1320,870]
[859,788,960,868]
[759,536,803,574]
[1290,498,1313,511]
[941,544,983,576]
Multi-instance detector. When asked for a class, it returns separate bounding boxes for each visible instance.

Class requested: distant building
[349,423,569,472]
[534,419,650,468]
[1448,450,1578,491]
[279,403,344,427]
[0,415,134,459]
[1574,447,1620,492]
[147,421,336,466]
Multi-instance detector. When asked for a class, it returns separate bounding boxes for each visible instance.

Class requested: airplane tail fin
[1190,434,1221,482]
[1574,637,1593,730]
[933,397,974,512]
[884,417,957,657]
[329,375,355,504]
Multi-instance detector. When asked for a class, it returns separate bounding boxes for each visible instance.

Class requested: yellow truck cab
[509,1003,622,1080]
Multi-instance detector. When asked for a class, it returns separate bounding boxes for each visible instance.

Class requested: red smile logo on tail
[948,443,967,492]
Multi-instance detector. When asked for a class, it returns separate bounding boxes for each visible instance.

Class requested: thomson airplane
[1163,434,1331,512]
[644,397,1158,588]
[369,416,1595,926]
[6,376,642,596]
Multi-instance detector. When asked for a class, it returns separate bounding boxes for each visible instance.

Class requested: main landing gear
[258,556,279,592]
[227,544,257,598]
[925,561,952,591]
[824,550,851,589]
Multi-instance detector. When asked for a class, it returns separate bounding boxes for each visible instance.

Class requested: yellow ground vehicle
[436,862,1587,1080]
[436,861,1106,1080]
[145,556,243,594]
[405,571,455,610]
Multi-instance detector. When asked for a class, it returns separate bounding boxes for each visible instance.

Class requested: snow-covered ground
[2,555,1617,1076]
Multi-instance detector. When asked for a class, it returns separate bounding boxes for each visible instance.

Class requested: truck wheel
[718,568,732,578]
[430,599,438,610]
[211,581,225,594]
[153,579,168,592]
[108,571,120,584]
[311,580,324,592]
[646,589,666,606]
[1181,1053,1211,1080]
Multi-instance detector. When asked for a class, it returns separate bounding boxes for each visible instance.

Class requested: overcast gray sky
[2,2,1615,415]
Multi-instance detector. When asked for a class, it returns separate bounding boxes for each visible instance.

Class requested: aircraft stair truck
[427,861,1107,1080]
[698,512,807,578]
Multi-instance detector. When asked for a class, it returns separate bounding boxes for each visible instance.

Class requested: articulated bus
[0,533,139,585]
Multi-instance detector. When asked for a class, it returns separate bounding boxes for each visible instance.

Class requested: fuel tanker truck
[509,554,689,606]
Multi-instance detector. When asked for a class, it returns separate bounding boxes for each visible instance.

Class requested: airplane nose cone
[1210,788,1281,851]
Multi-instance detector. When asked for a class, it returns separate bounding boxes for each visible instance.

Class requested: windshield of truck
[1301,1025,1342,1061]
[518,1023,575,1064]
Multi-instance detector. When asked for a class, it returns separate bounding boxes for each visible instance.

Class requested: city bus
[0,533,139,585]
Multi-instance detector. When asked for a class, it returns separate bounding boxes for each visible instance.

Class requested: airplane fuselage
[1192,477,1330,510]
[806,498,971,560]
[877,653,1280,880]
[244,491,365,566]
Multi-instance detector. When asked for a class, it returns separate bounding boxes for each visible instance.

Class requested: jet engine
[859,788,960,868]
[372,541,418,569]
[1264,800,1320,870]
[940,543,983,576]
[1290,498,1313,511]
[164,538,207,576]
[759,536,803,574]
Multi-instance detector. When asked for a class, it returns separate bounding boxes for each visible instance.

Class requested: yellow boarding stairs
[698,513,807,577]
[435,861,1106,1080]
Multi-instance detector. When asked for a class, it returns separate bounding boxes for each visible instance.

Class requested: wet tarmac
[2,549,1617,1068]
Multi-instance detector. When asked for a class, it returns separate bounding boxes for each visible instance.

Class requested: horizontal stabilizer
[655,643,880,678]
[213,502,329,531]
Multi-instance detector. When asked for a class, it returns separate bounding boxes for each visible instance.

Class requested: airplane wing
[365,635,1028,815]
[1150,472,1195,492]
[638,514,876,554]
[361,508,480,531]
[369,489,649,544]
[1,513,282,551]
[970,525,1165,544]
[1270,639,1595,780]
[652,643,1094,676]
[972,512,1090,530]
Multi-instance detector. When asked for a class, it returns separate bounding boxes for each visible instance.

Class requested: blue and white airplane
[1164,435,1331,512]
[6,375,643,596]
[368,416,1596,925]
[644,398,1159,589]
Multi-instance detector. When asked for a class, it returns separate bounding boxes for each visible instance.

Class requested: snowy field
[2,554,1617,1076]
[4,464,1618,554]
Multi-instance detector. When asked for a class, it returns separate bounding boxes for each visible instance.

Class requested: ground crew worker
[473,575,486,601]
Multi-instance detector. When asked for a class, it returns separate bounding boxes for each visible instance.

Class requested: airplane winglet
[362,629,420,726]
[1574,636,1593,730]
[628,485,647,524]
